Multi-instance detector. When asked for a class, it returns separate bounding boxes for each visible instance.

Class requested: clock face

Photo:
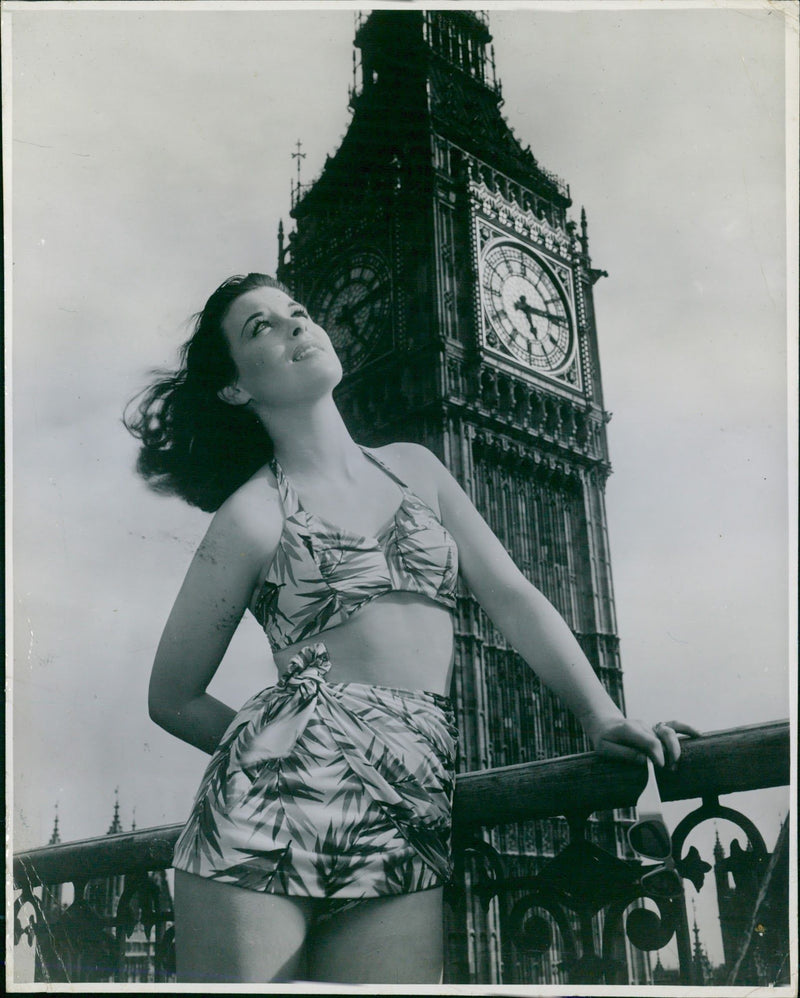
[481,242,574,372]
[310,252,392,372]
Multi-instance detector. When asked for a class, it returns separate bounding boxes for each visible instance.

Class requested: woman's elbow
[148,680,183,731]
[148,692,172,730]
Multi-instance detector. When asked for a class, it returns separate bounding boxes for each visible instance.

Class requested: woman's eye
[253,319,272,335]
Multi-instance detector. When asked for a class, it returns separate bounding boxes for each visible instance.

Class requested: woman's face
[220,286,342,408]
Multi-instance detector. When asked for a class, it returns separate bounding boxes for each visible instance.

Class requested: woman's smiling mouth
[292,343,320,362]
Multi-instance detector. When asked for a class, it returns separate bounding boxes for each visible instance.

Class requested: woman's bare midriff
[271,592,455,696]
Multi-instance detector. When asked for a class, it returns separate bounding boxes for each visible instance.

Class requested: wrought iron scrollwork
[623,897,682,951]
[116,871,160,939]
[450,812,694,984]
[12,868,176,984]
[672,795,768,874]
[14,887,43,949]
[452,785,781,986]
[447,830,506,912]
[506,892,577,960]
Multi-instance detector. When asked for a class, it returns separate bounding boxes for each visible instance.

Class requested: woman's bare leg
[174,871,315,984]
[306,888,443,984]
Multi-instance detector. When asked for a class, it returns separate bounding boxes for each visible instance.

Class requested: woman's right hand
[584,713,700,769]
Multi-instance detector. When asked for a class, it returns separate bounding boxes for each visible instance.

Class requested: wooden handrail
[454,718,790,828]
[14,719,789,889]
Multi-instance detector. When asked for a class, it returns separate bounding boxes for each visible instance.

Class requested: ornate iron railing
[13,720,790,985]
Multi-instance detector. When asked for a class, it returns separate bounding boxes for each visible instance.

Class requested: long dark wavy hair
[124,273,290,512]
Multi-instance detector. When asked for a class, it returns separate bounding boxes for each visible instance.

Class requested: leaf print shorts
[172,643,458,899]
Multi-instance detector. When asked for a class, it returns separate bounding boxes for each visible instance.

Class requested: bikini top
[251,446,459,650]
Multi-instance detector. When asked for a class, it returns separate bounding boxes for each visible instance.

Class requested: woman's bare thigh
[174,871,315,984]
[306,888,444,984]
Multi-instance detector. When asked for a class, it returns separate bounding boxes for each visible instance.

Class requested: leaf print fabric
[251,447,458,650]
[172,644,458,899]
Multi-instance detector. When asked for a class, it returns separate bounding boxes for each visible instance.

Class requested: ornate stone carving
[469,180,573,258]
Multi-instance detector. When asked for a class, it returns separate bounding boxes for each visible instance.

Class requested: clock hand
[338,282,389,321]
[334,304,364,342]
[513,295,567,327]
[512,295,540,338]
[334,282,390,342]
[497,306,539,342]
[534,308,567,325]
[354,282,390,309]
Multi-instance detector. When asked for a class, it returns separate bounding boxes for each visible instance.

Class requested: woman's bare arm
[402,444,691,767]
[148,477,283,754]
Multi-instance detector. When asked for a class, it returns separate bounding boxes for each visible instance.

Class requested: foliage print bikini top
[251,447,459,650]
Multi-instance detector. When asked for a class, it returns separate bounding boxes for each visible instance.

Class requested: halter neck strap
[269,456,302,517]
[358,446,410,490]
[271,445,409,518]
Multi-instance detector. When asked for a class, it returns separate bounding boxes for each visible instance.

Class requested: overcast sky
[7,0,795,973]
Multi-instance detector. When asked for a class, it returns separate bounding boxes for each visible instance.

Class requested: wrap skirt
[172,642,458,900]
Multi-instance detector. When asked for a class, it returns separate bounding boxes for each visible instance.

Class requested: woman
[126,273,693,984]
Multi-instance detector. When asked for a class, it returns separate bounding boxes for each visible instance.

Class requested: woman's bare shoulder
[204,463,284,561]
[369,442,446,502]
[372,441,443,474]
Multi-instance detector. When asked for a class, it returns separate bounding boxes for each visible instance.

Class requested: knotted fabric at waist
[276,641,332,701]
[172,641,458,897]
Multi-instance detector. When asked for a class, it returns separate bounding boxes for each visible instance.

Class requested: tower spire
[291,139,306,208]
[107,787,123,835]
[691,902,713,983]
[48,802,61,845]
[713,823,725,861]
[692,902,701,949]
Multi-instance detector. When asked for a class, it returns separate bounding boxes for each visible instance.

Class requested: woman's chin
[272,370,344,408]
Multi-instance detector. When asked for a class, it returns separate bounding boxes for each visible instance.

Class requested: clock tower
[278,10,629,984]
